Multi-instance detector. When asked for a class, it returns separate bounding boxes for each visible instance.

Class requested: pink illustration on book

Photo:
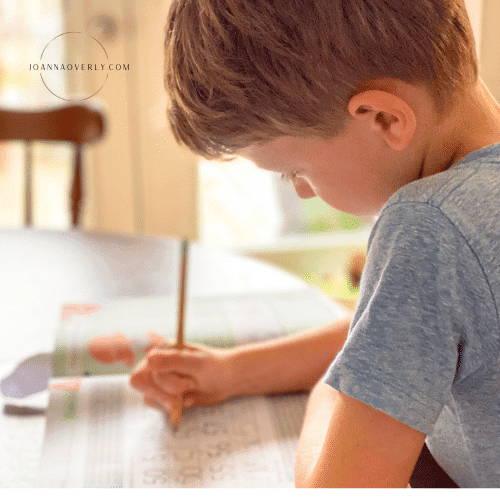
[62,303,102,321]
[87,331,168,366]
[50,378,82,391]
[87,331,136,366]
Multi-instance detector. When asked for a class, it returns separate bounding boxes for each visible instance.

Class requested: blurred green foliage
[302,198,364,232]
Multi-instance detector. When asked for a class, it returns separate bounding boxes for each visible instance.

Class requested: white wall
[465,0,483,52]
[64,0,198,239]
[478,0,500,100]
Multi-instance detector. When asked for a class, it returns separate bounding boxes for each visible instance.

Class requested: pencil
[171,239,189,426]
[3,404,46,416]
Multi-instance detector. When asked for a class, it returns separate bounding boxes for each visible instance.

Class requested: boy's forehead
[241,134,342,168]
[239,137,307,170]
[243,135,325,157]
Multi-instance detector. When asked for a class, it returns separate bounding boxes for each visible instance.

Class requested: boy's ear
[348,90,417,151]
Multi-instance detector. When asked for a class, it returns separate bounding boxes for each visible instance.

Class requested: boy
[130,0,500,487]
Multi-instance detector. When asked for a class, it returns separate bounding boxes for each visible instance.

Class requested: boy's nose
[292,177,316,199]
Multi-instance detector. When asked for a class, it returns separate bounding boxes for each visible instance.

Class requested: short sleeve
[324,202,498,434]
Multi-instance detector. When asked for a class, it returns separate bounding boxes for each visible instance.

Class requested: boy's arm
[228,315,352,397]
[295,381,426,488]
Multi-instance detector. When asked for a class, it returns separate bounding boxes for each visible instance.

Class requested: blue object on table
[1,353,52,398]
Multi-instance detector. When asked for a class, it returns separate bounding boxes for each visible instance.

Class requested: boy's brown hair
[164,0,478,159]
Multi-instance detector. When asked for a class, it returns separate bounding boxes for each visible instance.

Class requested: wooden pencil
[171,239,189,426]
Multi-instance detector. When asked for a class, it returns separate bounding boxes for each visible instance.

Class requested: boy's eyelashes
[281,170,300,182]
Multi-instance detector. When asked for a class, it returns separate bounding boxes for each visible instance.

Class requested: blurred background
[0,0,495,306]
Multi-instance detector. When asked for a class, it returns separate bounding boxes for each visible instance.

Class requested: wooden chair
[0,104,106,227]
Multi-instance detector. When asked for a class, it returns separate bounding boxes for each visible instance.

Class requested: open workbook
[38,290,348,487]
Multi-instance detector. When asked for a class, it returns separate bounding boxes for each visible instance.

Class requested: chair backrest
[0,104,106,227]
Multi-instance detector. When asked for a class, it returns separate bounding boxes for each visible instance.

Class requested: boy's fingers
[129,358,149,388]
[130,364,166,397]
[143,395,171,412]
[147,349,178,370]
[145,391,210,410]
[134,376,179,407]
[152,371,196,393]
[144,337,174,354]
[143,395,159,410]
[129,371,151,394]
[147,348,202,373]
[129,363,193,407]
[144,342,173,354]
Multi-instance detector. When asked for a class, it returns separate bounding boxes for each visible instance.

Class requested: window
[198,157,372,306]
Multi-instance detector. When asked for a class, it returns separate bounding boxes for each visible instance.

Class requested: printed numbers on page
[172,447,195,462]
[203,441,232,458]
[175,465,203,485]
[208,461,235,482]
[181,421,229,438]
[240,461,270,477]
[142,467,171,486]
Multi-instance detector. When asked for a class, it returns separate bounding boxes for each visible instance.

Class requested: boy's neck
[422,78,500,177]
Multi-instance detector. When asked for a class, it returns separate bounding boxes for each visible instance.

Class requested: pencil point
[170,396,183,426]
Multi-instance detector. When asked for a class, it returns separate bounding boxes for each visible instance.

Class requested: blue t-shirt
[324,143,500,487]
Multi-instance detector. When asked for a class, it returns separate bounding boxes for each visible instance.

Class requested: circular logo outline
[40,31,109,102]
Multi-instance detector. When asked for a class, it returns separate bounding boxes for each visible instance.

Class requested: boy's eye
[281,171,298,182]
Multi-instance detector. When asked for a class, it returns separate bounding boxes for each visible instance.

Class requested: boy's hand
[129,342,234,411]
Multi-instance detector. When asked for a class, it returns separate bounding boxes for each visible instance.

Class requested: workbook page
[53,290,348,377]
[37,375,308,487]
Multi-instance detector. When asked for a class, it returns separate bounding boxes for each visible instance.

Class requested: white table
[0,229,316,487]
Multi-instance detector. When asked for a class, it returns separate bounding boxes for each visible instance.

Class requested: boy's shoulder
[370,143,500,277]
[384,142,500,224]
